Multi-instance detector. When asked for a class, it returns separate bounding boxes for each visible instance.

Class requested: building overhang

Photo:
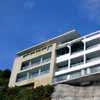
[16,29,80,56]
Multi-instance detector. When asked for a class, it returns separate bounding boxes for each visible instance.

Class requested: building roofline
[16,30,100,56]
[16,29,79,55]
[63,30,100,45]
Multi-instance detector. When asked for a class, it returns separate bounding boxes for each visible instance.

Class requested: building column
[50,43,57,82]
[83,40,86,65]
[9,56,23,87]
[67,44,71,69]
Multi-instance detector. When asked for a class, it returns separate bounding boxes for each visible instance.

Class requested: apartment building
[9,29,100,88]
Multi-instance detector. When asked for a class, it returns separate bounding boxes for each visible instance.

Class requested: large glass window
[56,61,68,71]
[40,64,50,74]
[16,73,27,82]
[71,41,84,54]
[86,37,100,49]
[56,47,69,57]
[90,65,100,73]
[31,57,41,66]
[70,71,81,79]
[29,68,39,78]
[54,74,67,83]
[71,56,84,67]
[21,60,30,70]
[42,53,51,63]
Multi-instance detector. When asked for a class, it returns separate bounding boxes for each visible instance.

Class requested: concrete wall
[9,43,57,88]
[9,56,23,87]
[15,73,52,88]
[52,83,100,100]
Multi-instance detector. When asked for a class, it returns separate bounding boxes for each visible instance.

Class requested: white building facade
[9,30,100,87]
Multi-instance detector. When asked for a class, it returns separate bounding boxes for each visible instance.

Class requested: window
[29,68,39,78]
[54,74,67,82]
[40,64,50,74]
[71,41,84,53]
[70,71,81,79]
[21,60,30,70]
[42,53,51,63]
[31,57,41,66]
[57,61,68,71]
[16,73,27,82]
[47,45,52,51]
[56,47,69,57]
[90,65,100,73]
[70,56,84,67]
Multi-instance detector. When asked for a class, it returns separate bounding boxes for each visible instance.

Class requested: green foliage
[0,85,54,100]
[0,69,11,78]
[32,85,54,100]
[0,69,54,100]
[0,69,11,87]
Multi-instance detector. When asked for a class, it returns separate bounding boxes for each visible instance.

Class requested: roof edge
[16,29,78,55]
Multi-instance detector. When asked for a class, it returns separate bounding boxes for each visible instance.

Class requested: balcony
[53,70,81,84]
[70,56,84,68]
[90,65,100,74]
[56,54,69,63]
[71,41,84,54]
[53,65,100,84]
[17,64,50,82]
[70,71,81,79]
[86,37,100,50]
[86,50,100,67]
[21,53,51,70]
[53,74,68,83]
[71,62,84,68]
[56,61,68,71]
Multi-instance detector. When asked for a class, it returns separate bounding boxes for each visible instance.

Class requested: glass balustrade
[90,66,100,74]
[71,62,84,68]
[17,64,50,82]
[86,43,100,50]
[21,57,51,70]
[70,71,81,79]
[86,57,100,63]
[54,74,67,83]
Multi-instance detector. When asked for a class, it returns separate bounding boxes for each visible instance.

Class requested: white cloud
[81,0,100,23]
[24,0,36,9]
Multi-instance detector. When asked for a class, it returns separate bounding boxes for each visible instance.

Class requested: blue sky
[0,0,100,69]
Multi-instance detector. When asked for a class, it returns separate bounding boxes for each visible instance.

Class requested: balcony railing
[86,57,100,63]
[56,66,68,71]
[53,74,67,83]
[86,43,100,50]
[70,71,81,79]
[21,58,51,71]
[71,62,84,68]
[56,54,69,63]
[71,49,83,55]
[53,65,100,84]
[90,66,100,74]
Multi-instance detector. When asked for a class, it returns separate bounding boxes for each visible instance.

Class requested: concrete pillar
[8,56,23,87]
[50,43,57,82]
[87,68,91,74]
[67,44,71,69]
[83,40,86,65]
[81,69,85,76]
